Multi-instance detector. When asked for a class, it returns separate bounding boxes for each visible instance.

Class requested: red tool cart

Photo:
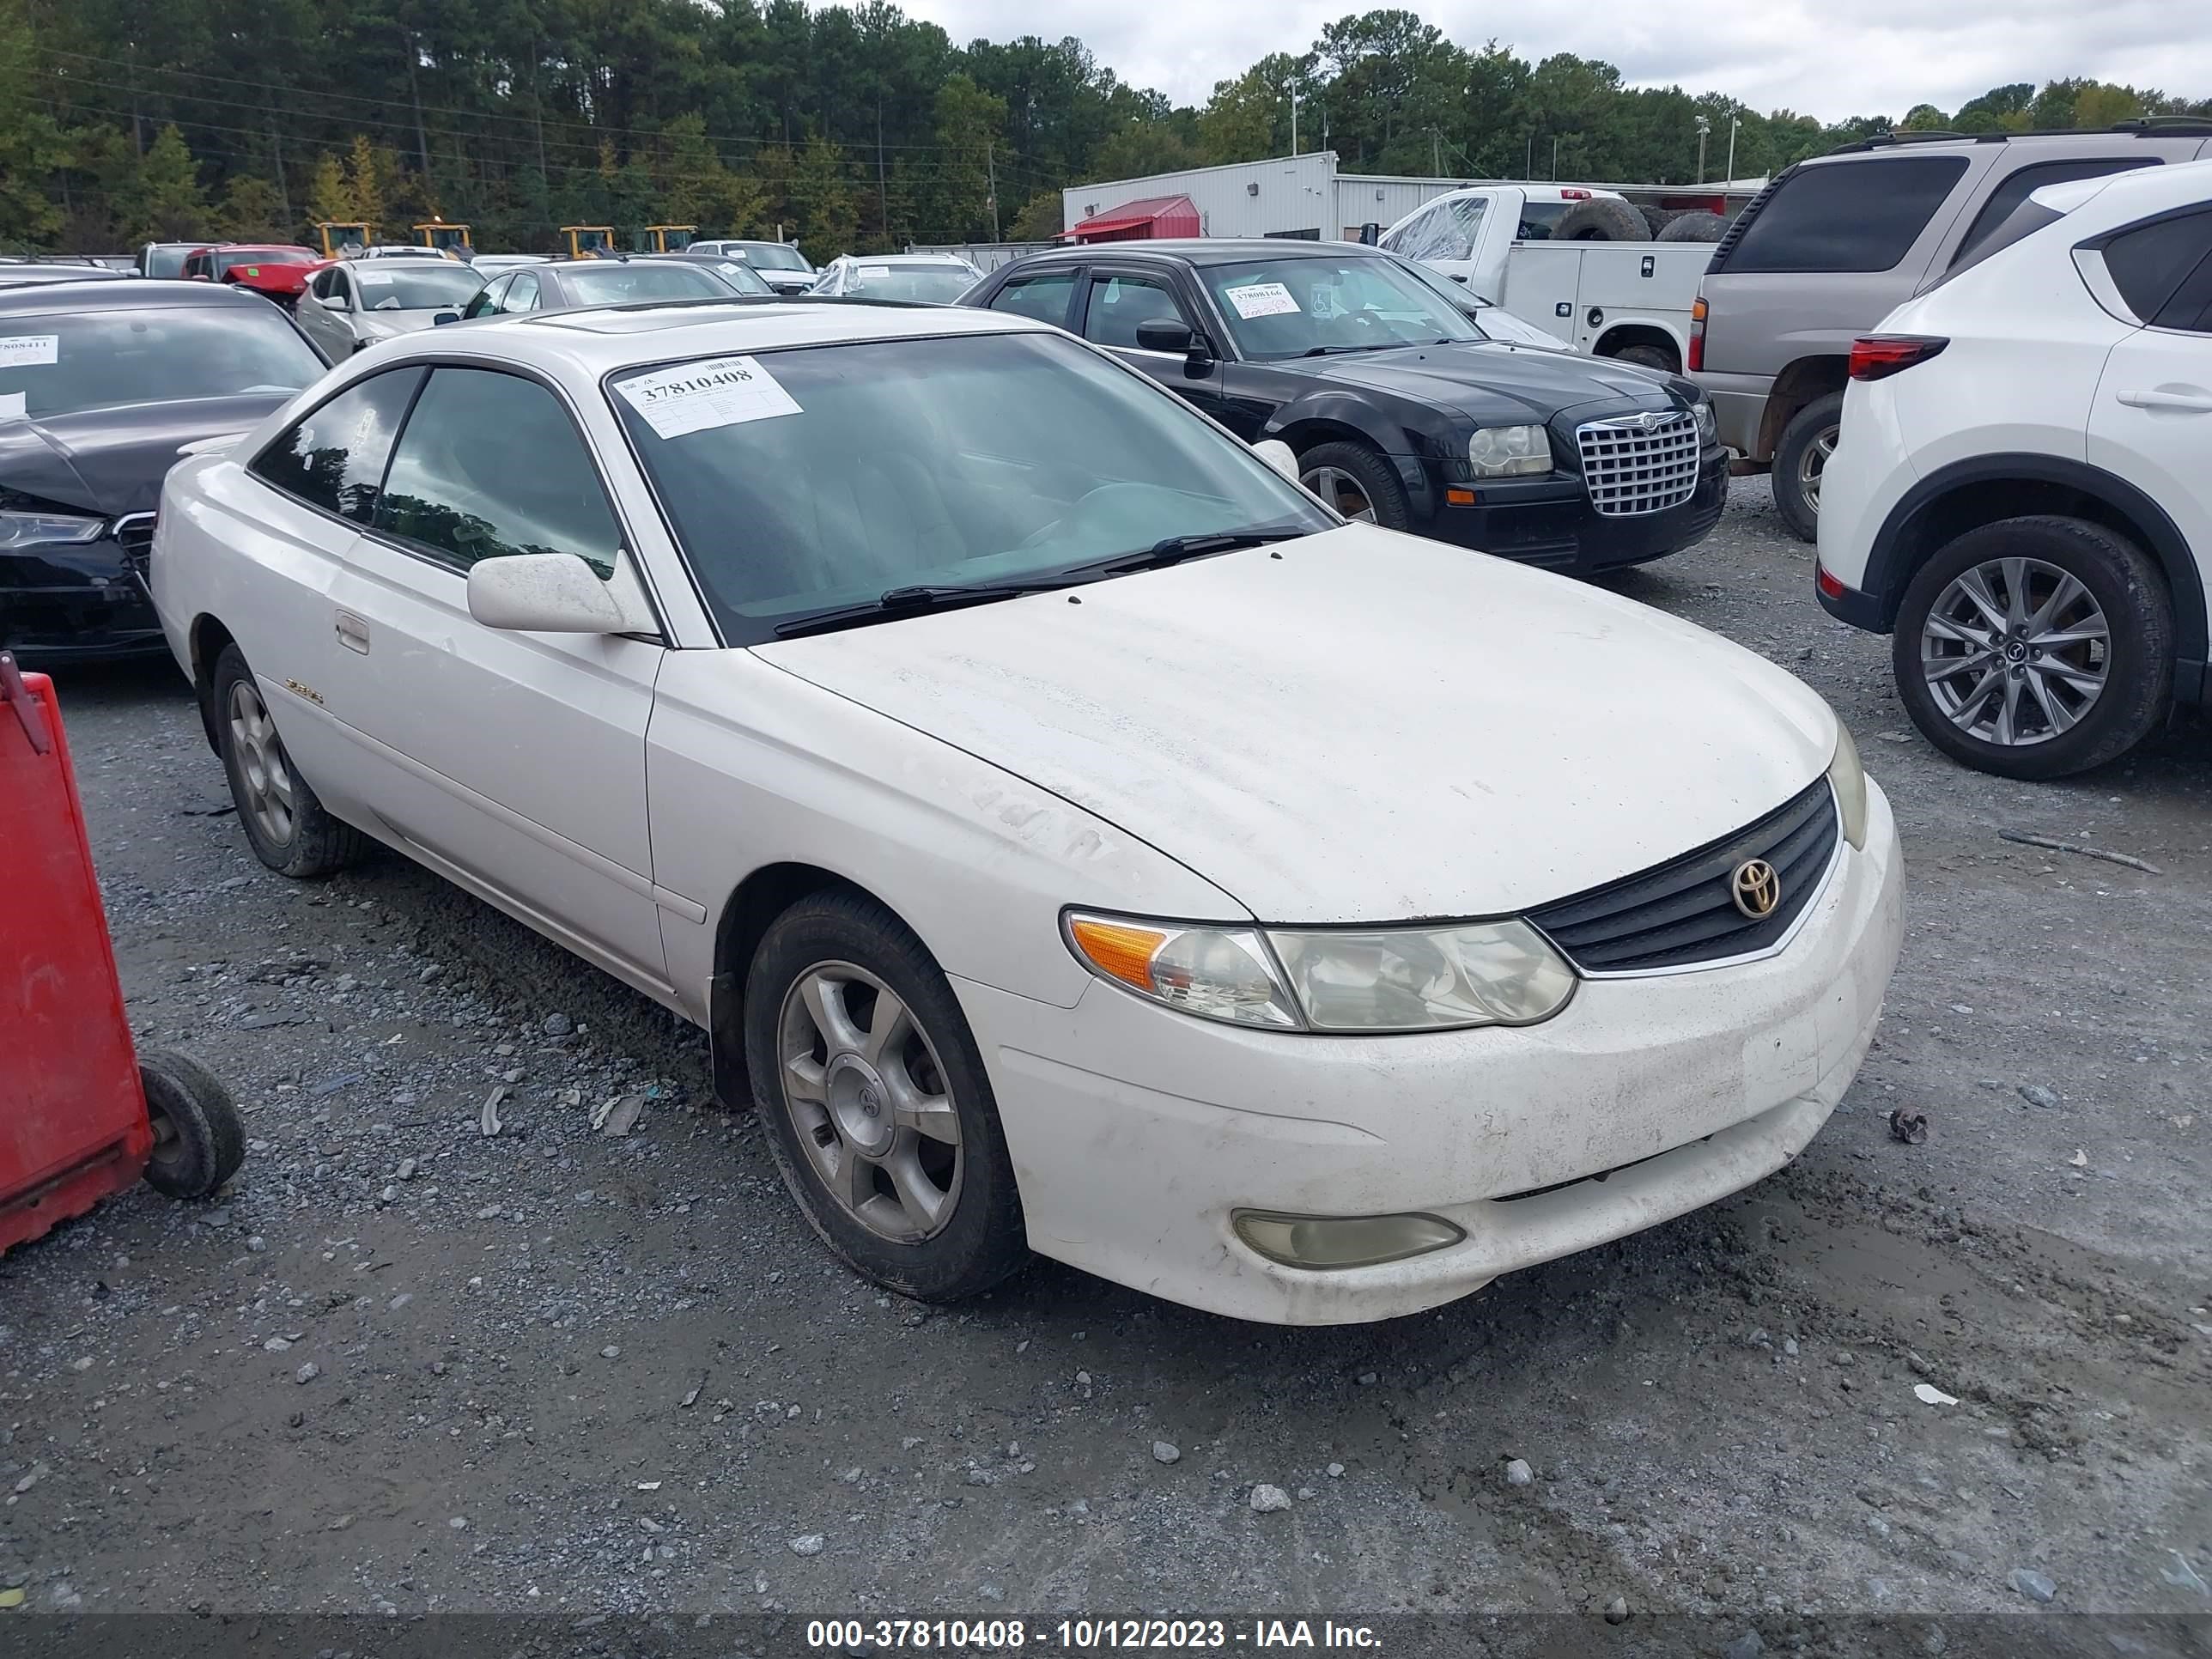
[1,652,243,1254]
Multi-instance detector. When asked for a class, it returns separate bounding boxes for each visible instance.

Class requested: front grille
[113,512,155,557]
[1577,412,1701,516]
[1529,779,1839,974]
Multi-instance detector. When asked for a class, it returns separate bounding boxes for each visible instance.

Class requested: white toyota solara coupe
[151,297,1904,1325]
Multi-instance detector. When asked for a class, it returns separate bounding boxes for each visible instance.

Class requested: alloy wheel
[1798,424,1837,514]
[1918,556,2110,746]
[226,678,297,847]
[1301,465,1377,523]
[776,961,963,1243]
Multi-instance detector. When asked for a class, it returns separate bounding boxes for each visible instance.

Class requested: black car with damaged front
[0,282,327,663]
[964,240,1726,575]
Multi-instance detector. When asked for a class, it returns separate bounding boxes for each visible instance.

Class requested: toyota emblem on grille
[1731,858,1782,919]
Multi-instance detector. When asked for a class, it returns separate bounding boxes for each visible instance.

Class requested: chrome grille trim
[1577,411,1700,517]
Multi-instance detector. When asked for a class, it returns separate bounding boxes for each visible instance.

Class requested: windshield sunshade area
[0,308,324,421]
[1199,257,1486,360]
[841,264,975,303]
[353,265,486,310]
[605,330,1332,642]
[562,263,735,306]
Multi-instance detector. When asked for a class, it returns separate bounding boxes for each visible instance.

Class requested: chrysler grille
[1577,411,1700,517]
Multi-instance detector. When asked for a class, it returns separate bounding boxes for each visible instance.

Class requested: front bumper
[1419,447,1728,574]
[958,780,1903,1325]
[0,539,167,662]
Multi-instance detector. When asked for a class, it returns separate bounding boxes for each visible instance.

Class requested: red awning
[1064,194,1200,243]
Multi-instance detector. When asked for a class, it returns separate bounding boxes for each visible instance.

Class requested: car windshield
[0,307,323,419]
[144,246,190,278]
[354,264,485,309]
[562,262,734,305]
[693,259,773,295]
[738,244,811,271]
[1198,256,1483,359]
[840,264,975,303]
[605,330,1331,642]
[210,249,313,278]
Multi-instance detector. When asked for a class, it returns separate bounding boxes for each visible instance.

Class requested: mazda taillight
[1849,335,1948,381]
[1687,295,1706,374]
[1815,565,1846,600]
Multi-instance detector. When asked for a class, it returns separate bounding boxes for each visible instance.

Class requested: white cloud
[905,0,2212,120]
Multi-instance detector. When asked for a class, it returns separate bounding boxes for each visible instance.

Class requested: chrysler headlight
[1828,719,1869,850]
[1269,920,1575,1031]
[1468,423,1552,477]
[1692,398,1717,444]
[1066,911,1576,1033]
[0,509,104,549]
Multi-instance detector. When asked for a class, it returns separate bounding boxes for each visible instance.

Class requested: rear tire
[1771,391,1844,543]
[1609,342,1677,373]
[211,644,367,879]
[1297,441,1412,530]
[141,1049,244,1200]
[744,890,1028,1303]
[1554,198,1652,242]
[1657,210,1728,242]
[1891,515,2172,779]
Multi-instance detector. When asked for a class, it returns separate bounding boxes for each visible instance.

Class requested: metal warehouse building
[1060,151,1765,242]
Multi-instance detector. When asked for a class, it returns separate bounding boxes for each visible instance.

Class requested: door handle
[1449,272,1468,283]
[335,610,370,653]
[2117,387,2212,412]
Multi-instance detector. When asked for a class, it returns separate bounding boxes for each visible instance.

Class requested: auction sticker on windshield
[0,335,59,367]
[617,355,801,440]
[1224,282,1300,319]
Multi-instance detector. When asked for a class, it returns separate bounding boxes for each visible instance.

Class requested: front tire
[744,890,1027,1302]
[1297,441,1412,530]
[1891,515,2172,779]
[1771,390,1844,543]
[211,645,366,878]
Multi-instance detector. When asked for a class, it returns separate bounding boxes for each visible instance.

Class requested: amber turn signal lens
[1066,917,1167,990]
[1445,487,1476,506]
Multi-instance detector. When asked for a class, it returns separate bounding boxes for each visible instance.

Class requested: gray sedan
[459,256,764,319]
[296,258,488,357]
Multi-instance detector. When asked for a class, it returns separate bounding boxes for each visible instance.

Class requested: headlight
[0,509,105,549]
[1064,915,1299,1029]
[1269,920,1575,1031]
[1468,423,1552,477]
[1828,719,1869,850]
[1066,911,1577,1033]
[1692,398,1717,444]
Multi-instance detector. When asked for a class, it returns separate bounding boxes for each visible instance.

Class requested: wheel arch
[1757,356,1847,458]
[187,614,237,753]
[707,861,893,1109]
[1863,453,2207,697]
[1592,322,1683,372]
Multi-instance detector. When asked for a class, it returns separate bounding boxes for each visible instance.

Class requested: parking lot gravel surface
[4,485,2209,1633]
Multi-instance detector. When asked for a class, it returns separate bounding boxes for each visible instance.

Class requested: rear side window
[250,368,425,523]
[988,270,1079,325]
[1722,155,1968,273]
[2098,209,2212,322]
[1953,158,2158,264]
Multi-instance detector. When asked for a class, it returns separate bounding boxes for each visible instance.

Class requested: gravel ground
[3,487,2209,1635]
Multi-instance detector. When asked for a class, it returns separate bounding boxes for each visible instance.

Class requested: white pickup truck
[1377,185,1718,373]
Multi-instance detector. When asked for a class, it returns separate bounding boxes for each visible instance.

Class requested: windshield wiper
[1298,343,1396,357]
[1081,526,1313,578]
[771,579,1069,639]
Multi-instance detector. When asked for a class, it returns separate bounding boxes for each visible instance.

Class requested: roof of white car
[422,298,1040,373]
[2030,152,2212,222]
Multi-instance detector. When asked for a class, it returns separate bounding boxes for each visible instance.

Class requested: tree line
[3,0,2205,263]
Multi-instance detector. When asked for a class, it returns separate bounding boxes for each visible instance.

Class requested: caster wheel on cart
[141,1048,244,1200]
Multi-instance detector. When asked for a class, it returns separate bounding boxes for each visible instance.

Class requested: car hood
[1283,341,1677,422]
[0,392,295,516]
[755,526,1838,922]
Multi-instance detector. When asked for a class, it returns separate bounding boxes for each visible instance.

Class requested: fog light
[1232,1209,1465,1270]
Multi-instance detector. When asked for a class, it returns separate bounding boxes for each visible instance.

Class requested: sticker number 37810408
[616,355,803,441]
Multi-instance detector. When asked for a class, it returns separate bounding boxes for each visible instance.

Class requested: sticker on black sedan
[1223,283,1300,319]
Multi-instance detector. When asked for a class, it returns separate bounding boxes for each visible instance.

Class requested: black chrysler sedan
[963,240,1725,574]
[0,281,328,662]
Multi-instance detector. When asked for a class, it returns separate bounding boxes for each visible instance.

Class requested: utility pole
[876,98,888,246]
[986,141,1000,241]
[1725,114,1741,185]
[270,108,292,224]
[1431,129,1441,175]
[1288,86,1298,155]
[1525,132,1533,179]
[1551,136,1559,179]
[1695,115,1711,185]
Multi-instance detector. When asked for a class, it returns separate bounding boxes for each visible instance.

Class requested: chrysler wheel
[1303,465,1377,523]
[1293,441,1411,531]
[1892,516,2173,780]
[777,961,963,1242]
[744,890,1027,1301]
[1919,556,2108,746]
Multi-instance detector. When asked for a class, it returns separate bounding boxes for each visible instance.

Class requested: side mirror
[468,553,641,634]
[1134,317,1193,355]
[432,310,459,325]
[316,292,348,310]
[1251,439,1301,486]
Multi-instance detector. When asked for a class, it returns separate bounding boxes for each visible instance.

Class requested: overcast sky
[903,0,2212,122]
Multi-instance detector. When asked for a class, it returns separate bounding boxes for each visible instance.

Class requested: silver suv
[1692,121,2212,540]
